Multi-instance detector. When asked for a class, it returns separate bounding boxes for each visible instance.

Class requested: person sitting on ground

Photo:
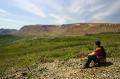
[84,40,106,68]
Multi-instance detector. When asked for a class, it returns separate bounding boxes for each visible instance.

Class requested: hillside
[15,23,120,36]
[2,58,120,79]
[0,29,17,35]
[0,33,120,79]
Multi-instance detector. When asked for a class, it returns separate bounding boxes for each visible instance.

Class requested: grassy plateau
[0,33,120,75]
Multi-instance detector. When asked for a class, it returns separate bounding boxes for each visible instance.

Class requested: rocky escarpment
[16,23,120,36]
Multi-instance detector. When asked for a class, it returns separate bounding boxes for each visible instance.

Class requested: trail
[1,58,120,79]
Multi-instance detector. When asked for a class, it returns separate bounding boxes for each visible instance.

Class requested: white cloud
[89,4,105,13]
[12,0,46,17]
[49,13,72,24]
[68,0,85,14]
[0,8,10,16]
[67,0,120,22]
[36,0,64,13]
[68,0,101,14]
[1,0,120,28]
[91,0,120,20]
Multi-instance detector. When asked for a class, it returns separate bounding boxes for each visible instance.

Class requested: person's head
[95,40,101,47]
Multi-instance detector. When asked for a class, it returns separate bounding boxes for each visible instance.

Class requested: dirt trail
[1,58,120,79]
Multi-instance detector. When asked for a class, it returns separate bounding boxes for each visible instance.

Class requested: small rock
[22,72,28,76]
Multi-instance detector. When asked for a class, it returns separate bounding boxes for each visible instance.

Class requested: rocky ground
[1,58,120,79]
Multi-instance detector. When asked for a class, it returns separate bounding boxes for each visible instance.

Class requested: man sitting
[84,40,106,68]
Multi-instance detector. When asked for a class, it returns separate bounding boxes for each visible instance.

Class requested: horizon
[0,0,120,29]
[1,22,120,30]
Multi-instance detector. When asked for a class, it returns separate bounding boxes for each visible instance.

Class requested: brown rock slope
[16,23,120,36]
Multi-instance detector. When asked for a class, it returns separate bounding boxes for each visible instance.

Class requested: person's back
[84,40,106,68]
[95,46,106,63]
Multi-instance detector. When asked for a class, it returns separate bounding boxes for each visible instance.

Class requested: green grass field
[0,33,120,74]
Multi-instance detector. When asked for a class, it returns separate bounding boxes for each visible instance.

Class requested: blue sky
[0,0,120,29]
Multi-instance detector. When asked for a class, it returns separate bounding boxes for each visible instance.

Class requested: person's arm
[88,51,96,56]
[88,48,100,56]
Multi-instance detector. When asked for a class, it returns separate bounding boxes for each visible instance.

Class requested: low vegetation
[0,33,120,76]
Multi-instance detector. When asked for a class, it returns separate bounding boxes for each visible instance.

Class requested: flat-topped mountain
[15,23,120,36]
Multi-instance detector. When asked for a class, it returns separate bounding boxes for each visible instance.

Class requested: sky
[0,0,120,29]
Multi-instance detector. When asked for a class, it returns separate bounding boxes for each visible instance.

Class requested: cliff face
[16,23,120,36]
[17,25,60,36]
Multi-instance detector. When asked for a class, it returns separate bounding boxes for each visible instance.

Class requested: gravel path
[1,58,120,79]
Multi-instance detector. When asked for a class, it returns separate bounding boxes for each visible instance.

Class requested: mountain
[15,23,120,36]
[0,29,17,35]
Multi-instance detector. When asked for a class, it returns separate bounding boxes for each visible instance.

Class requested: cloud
[68,0,85,14]
[0,8,10,16]
[90,0,120,20]
[12,0,46,17]
[49,13,72,24]
[36,0,64,13]
[1,0,120,29]
[66,0,120,22]
[68,0,100,14]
